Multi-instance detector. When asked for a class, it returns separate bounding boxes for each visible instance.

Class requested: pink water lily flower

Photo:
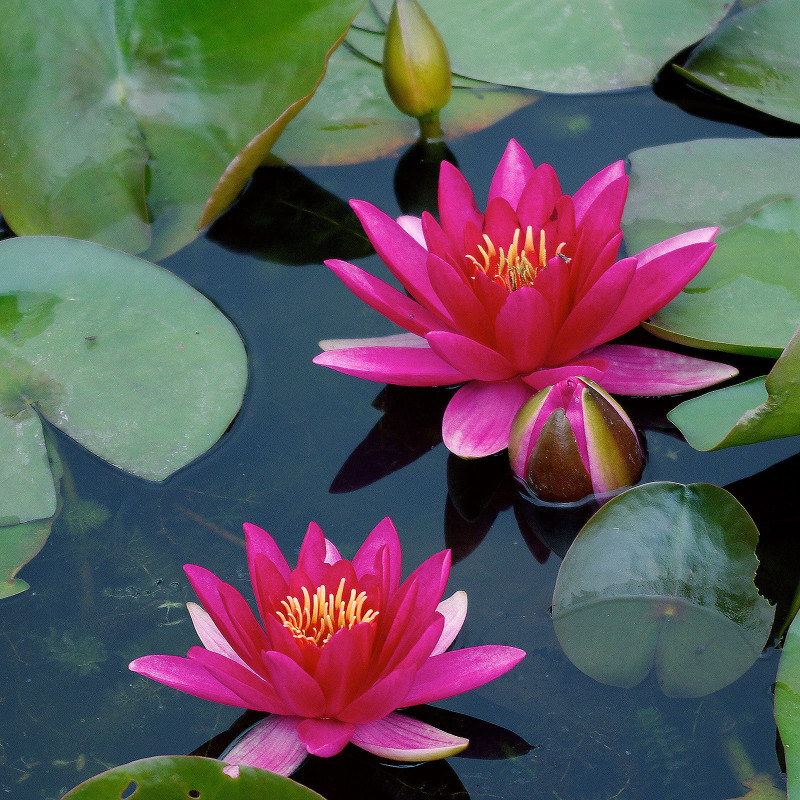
[314,139,737,458]
[129,518,524,775]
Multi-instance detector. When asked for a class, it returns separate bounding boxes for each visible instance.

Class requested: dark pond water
[3,75,800,800]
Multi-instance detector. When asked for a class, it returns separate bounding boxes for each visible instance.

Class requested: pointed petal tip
[351,713,469,762]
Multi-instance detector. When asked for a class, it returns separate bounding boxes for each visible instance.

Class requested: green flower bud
[508,376,645,504]
[383,0,452,138]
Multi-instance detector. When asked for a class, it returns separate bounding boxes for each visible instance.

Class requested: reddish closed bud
[508,376,645,504]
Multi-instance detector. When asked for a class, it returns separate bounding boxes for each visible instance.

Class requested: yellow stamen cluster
[466,226,570,291]
[276,577,379,647]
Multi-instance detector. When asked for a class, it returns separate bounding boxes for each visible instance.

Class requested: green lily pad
[0,517,57,599]
[61,756,324,799]
[667,320,800,450]
[274,41,536,166]
[678,0,800,125]
[623,137,800,356]
[776,609,800,799]
[552,483,774,697]
[341,0,732,95]
[0,0,364,260]
[0,236,247,487]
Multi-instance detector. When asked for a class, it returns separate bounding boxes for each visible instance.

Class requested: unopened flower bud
[383,0,452,139]
[508,377,645,504]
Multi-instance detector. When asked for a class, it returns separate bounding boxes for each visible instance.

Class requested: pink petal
[522,358,608,391]
[426,254,495,345]
[263,651,327,718]
[397,215,425,247]
[352,712,469,761]
[591,344,738,395]
[224,716,307,776]
[297,521,331,583]
[339,667,418,724]
[494,286,555,373]
[129,654,252,708]
[314,623,375,716]
[572,160,627,228]
[248,553,290,632]
[325,259,449,338]
[432,591,468,656]
[186,647,289,714]
[516,163,562,232]
[296,717,356,758]
[243,523,291,582]
[482,196,520,249]
[351,200,448,317]
[353,517,402,589]
[590,229,718,345]
[546,256,637,365]
[438,161,484,252]
[402,645,526,707]
[442,380,533,457]
[187,602,249,669]
[426,331,516,382]
[319,331,429,351]
[314,343,468,386]
[488,139,535,208]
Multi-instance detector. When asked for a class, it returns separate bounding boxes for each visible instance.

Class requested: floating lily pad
[776,609,800,799]
[0,0,364,259]
[552,483,774,697]
[623,137,800,356]
[61,756,324,799]
[274,41,536,166]
[342,0,732,95]
[667,320,800,450]
[678,0,800,125]
[0,236,247,490]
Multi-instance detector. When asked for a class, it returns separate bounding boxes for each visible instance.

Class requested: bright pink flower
[314,139,737,458]
[129,518,524,775]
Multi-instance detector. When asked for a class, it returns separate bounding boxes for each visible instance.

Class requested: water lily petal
[516,162,562,233]
[442,379,533,457]
[427,254,495,345]
[591,228,718,345]
[187,602,250,668]
[297,521,331,584]
[522,358,608,391]
[325,259,448,337]
[351,200,447,317]
[353,516,402,590]
[592,344,738,395]
[494,286,555,373]
[488,138,535,208]
[547,256,636,365]
[129,654,251,708]
[243,522,291,582]
[262,650,327,718]
[426,331,516,381]
[339,667,418,724]
[314,343,468,386]
[319,332,428,351]
[397,214,425,246]
[483,196,520,251]
[432,591,468,655]
[224,716,307,776]
[352,712,469,761]
[572,160,627,228]
[296,717,356,757]
[187,646,289,713]
[402,645,526,706]
[315,623,375,716]
[438,161,484,252]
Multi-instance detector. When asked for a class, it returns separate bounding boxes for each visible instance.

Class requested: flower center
[466,226,570,291]
[276,577,379,647]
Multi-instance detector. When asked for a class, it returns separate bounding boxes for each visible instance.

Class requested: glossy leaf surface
[343,0,731,94]
[668,321,800,450]
[0,237,247,482]
[776,608,800,800]
[61,756,324,799]
[678,0,800,125]
[623,137,800,356]
[0,0,364,259]
[552,483,774,697]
